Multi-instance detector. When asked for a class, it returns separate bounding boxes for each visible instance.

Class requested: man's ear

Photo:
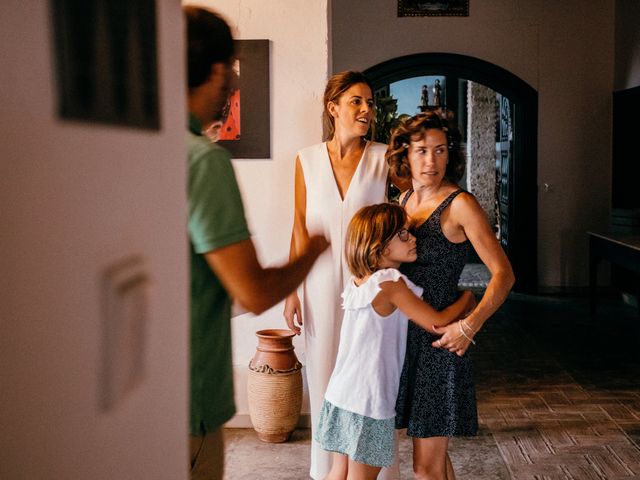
[209,62,227,82]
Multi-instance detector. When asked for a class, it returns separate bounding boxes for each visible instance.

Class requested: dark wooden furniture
[588,231,640,315]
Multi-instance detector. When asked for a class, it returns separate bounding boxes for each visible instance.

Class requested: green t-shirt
[187,115,250,435]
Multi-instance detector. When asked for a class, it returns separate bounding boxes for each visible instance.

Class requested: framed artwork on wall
[51,0,160,129]
[398,0,469,17]
[216,40,271,159]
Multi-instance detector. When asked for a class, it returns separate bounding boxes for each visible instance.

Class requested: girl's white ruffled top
[324,269,423,420]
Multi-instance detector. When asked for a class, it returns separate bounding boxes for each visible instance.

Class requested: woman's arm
[380,279,476,334]
[434,193,515,355]
[283,156,309,334]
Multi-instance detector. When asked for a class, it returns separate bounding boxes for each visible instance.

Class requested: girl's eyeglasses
[396,228,411,242]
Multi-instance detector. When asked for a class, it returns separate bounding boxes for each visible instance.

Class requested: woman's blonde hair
[345,203,407,278]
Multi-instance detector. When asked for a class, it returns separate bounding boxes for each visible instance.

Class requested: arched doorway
[365,53,538,293]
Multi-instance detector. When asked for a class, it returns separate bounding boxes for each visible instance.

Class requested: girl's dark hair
[322,71,375,140]
[185,6,234,89]
[385,110,465,183]
[345,203,407,278]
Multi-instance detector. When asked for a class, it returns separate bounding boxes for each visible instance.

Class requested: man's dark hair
[184,6,234,89]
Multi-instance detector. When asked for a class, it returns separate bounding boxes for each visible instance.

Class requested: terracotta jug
[247,329,303,443]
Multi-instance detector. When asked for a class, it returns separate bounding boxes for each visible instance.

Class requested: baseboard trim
[535,285,590,295]
[225,413,311,429]
[534,286,639,303]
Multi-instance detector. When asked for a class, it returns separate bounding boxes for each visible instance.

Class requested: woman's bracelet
[458,320,476,345]
[460,318,475,335]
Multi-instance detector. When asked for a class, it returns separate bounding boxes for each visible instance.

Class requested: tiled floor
[224,291,640,479]
[474,291,640,479]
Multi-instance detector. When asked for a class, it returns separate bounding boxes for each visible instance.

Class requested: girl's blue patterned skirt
[315,399,395,467]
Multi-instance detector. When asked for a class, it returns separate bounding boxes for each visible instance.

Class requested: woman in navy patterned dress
[386,111,515,479]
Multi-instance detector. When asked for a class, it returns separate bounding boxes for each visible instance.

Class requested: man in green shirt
[185,7,328,479]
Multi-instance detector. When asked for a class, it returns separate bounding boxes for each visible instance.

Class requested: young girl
[315,203,476,480]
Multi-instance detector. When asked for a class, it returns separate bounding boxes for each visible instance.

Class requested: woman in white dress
[283,71,392,479]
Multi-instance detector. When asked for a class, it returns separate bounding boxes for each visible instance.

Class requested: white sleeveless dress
[298,141,388,479]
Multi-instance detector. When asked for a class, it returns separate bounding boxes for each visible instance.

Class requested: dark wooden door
[497,94,512,251]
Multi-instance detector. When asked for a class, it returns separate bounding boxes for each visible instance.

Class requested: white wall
[332,0,615,288]
[183,0,329,421]
[0,1,188,478]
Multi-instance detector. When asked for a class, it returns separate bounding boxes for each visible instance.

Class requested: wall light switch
[100,255,151,411]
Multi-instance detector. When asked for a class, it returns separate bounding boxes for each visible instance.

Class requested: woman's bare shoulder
[450,190,490,225]
[451,190,480,209]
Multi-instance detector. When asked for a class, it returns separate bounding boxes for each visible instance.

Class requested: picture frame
[398,0,469,17]
[51,0,160,129]
[217,40,271,159]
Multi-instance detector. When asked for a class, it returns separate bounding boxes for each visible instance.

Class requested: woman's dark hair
[345,203,407,278]
[385,110,465,183]
[184,6,234,89]
[322,71,375,140]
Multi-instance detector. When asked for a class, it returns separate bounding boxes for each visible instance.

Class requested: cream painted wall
[1,1,188,478]
[183,0,329,421]
[332,0,615,288]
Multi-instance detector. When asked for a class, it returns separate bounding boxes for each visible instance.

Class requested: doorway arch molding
[365,53,538,292]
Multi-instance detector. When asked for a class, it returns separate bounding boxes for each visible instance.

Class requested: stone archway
[365,53,538,293]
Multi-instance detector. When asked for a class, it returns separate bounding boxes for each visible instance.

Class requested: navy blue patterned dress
[395,189,478,438]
